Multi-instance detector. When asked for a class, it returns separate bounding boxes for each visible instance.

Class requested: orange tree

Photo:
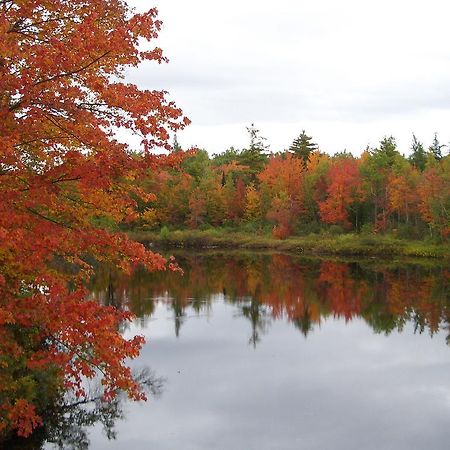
[319,157,364,230]
[0,0,188,438]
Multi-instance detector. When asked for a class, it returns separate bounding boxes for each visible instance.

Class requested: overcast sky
[126,0,450,156]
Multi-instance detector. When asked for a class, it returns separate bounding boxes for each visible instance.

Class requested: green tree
[212,147,240,166]
[172,133,182,152]
[246,123,270,153]
[377,136,399,166]
[288,130,318,166]
[238,124,270,181]
[428,133,444,161]
[181,149,211,182]
[409,134,427,171]
[360,137,401,230]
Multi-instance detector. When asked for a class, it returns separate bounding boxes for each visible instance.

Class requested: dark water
[48,252,449,450]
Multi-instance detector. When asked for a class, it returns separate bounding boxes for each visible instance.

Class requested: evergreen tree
[374,136,399,167]
[246,123,270,153]
[288,130,318,166]
[361,136,400,229]
[428,132,443,161]
[172,133,182,152]
[181,149,211,182]
[409,134,427,171]
[238,123,269,181]
[212,147,240,166]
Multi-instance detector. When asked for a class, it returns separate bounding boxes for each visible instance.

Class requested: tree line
[130,126,449,241]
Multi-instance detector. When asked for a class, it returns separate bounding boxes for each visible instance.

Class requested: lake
[46,252,449,450]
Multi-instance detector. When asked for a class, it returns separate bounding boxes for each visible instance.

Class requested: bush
[198,223,213,231]
[296,221,321,236]
[360,223,374,235]
[328,224,345,236]
[159,225,170,241]
[240,221,269,235]
[359,235,377,246]
[272,224,291,240]
[396,223,422,240]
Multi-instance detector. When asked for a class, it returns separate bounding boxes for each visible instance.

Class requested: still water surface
[51,252,450,449]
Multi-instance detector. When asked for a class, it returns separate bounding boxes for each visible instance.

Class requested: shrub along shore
[129,228,449,260]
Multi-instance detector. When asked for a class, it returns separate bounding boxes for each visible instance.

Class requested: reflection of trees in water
[89,253,450,346]
[6,368,164,450]
[238,297,271,347]
[171,296,185,338]
[10,255,446,446]
[292,303,314,337]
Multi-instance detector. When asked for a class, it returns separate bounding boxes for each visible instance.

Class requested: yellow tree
[244,184,262,222]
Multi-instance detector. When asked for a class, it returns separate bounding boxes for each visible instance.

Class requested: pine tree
[428,133,443,161]
[361,136,400,230]
[238,123,269,181]
[247,123,270,153]
[172,133,182,152]
[378,136,398,163]
[288,130,318,166]
[409,134,427,171]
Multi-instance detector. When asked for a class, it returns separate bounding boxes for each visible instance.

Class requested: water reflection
[90,253,449,346]
[69,253,450,449]
[9,253,449,449]
[7,369,164,450]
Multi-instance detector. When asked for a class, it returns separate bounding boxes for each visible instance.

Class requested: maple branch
[17,15,80,31]
[7,29,51,44]
[2,2,13,14]
[12,175,82,192]
[8,52,112,112]
[62,194,99,208]
[42,113,92,149]
[16,175,30,189]
[76,103,122,119]
[0,0,187,438]
[34,51,112,86]
[25,206,75,230]
[14,135,72,148]
[7,17,25,33]
[49,336,108,378]
[52,176,83,184]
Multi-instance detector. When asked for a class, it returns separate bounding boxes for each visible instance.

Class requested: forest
[128,127,449,242]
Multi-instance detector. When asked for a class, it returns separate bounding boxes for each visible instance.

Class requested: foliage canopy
[0,0,188,438]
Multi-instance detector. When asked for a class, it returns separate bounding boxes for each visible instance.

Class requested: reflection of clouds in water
[91,304,450,450]
[86,254,450,449]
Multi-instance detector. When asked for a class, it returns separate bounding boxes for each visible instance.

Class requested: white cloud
[126,0,450,155]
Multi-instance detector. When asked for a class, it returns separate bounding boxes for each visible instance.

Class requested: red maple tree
[0,0,188,437]
[319,157,364,229]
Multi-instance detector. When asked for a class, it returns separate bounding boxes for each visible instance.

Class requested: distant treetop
[288,130,318,165]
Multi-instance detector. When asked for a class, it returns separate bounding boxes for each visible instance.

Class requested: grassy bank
[128,228,449,259]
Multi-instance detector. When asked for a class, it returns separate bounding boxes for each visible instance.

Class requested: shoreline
[128,229,449,260]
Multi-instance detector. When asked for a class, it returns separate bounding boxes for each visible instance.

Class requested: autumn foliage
[136,143,448,241]
[0,0,188,438]
[319,157,364,229]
